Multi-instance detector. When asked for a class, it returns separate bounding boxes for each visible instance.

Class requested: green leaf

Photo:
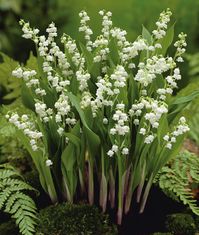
[142,25,153,44]
[25,52,38,72]
[0,52,21,100]
[171,90,199,105]
[168,90,199,122]
[157,114,169,142]
[0,163,38,235]
[109,38,120,65]
[61,121,81,171]
[61,144,76,172]
[21,83,35,111]
[79,42,93,70]
[67,92,100,154]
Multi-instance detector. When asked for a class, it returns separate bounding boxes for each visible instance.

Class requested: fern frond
[0,165,38,235]
[0,169,19,179]
[155,151,199,215]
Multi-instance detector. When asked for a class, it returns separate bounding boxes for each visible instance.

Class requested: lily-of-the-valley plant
[6,8,193,224]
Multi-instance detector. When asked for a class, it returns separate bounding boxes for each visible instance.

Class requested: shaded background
[0,0,199,62]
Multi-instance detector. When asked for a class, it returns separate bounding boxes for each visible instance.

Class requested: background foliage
[0,0,199,62]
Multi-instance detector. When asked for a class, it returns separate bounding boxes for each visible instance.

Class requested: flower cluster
[129,97,169,144]
[110,104,129,136]
[19,19,39,42]
[110,65,128,88]
[79,10,93,51]
[54,93,76,128]
[76,70,91,91]
[92,11,113,66]
[12,68,38,88]
[99,10,113,37]
[163,117,190,149]
[107,104,130,157]
[6,113,43,151]
[61,34,82,67]
[135,56,174,87]
[152,8,172,39]
[174,32,187,62]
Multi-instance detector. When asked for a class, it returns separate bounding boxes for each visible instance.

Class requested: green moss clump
[152,233,173,235]
[0,220,18,235]
[36,203,118,235]
[165,213,196,235]
[194,215,199,231]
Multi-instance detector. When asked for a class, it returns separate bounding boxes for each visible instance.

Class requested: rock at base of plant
[165,213,196,235]
[0,220,18,235]
[36,202,118,235]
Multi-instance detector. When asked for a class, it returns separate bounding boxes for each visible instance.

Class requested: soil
[117,186,185,235]
[183,138,199,155]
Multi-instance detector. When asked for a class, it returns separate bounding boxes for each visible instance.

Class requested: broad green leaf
[170,90,199,105]
[109,38,120,65]
[61,144,76,171]
[142,25,153,44]
[79,42,93,70]
[157,114,169,142]
[67,92,100,154]
[21,83,35,111]
[61,121,81,171]
[168,90,199,122]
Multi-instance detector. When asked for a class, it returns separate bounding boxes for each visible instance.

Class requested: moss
[152,233,173,235]
[36,203,118,235]
[194,215,199,231]
[0,220,18,235]
[165,213,196,235]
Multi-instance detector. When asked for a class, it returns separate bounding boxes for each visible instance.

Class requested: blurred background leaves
[0,0,199,62]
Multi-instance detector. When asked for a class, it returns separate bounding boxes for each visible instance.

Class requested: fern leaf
[0,165,38,235]
[156,151,199,215]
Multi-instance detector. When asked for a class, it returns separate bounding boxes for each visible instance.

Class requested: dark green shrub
[194,215,199,231]
[0,220,18,235]
[165,213,196,235]
[36,203,118,235]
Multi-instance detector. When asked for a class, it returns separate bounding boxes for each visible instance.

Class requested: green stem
[63,175,72,203]
[117,153,123,225]
[124,165,131,197]
[43,164,58,203]
[124,170,134,214]
[100,148,107,212]
[139,174,154,213]
[109,167,115,208]
[78,168,85,195]
[88,157,94,205]
[136,160,146,203]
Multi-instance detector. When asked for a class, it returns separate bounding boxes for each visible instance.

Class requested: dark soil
[117,186,185,235]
